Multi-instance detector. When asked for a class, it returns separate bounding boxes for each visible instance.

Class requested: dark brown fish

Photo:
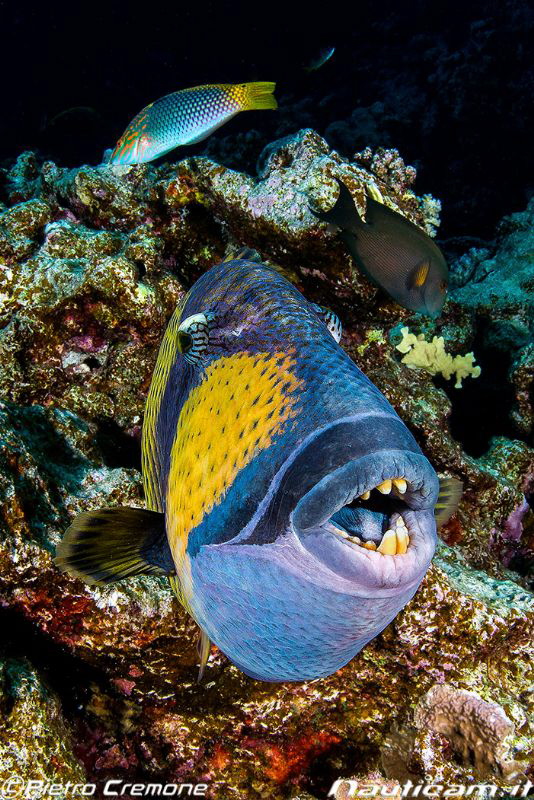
[312,178,449,317]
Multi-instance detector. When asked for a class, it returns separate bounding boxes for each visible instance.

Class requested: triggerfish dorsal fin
[54,507,174,584]
[224,246,264,263]
[310,177,364,234]
[196,628,212,683]
[434,477,463,528]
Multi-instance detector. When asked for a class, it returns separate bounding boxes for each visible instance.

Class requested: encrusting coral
[395,326,482,388]
[0,130,532,797]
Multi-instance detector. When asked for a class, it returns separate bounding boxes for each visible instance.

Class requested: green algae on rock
[0,657,86,788]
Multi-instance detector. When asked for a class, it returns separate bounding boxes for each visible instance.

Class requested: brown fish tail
[310,177,364,233]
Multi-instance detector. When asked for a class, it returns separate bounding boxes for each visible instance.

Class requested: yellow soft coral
[396,326,481,388]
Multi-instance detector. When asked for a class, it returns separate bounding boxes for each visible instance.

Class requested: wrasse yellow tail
[240,81,277,111]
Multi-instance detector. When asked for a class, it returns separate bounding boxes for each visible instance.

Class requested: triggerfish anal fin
[54,507,174,584]
[434,478,463,528]
[197,628,212,683]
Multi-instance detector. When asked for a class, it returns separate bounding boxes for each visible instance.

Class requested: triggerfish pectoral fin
[434,477,463,527]
[54,507,174,584]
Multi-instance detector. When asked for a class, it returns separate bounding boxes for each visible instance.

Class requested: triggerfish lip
[188,418,439,681]
[291,447,438,594]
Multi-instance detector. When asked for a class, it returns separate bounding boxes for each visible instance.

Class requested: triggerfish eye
[55,251,460,682]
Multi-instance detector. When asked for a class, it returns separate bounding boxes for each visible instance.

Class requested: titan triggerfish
[55,252,459,682]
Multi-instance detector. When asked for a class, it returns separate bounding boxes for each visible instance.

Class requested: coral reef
[0,656,86,786]
[449,197,534,437]
[395,326,481,388]
[0,131,533,796]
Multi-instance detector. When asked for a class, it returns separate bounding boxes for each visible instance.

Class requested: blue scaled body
[143,257,439,681]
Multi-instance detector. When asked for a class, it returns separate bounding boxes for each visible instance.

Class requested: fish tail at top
[311,177,363,232]
[240,82,277,111]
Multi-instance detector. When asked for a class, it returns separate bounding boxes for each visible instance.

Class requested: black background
[1,0,533,239]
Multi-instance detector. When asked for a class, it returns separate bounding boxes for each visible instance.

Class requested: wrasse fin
[241,82,277,111]
[435,478,463,527]
[55,507,173,585]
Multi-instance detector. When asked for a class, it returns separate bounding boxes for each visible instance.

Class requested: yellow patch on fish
[141,301,186,512]
[166,351,303,574]
[410,262,431,287]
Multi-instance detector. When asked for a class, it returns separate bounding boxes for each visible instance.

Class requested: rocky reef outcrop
[0,131,532,797]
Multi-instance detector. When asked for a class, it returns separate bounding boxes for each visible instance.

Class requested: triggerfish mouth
[56,252,460,682]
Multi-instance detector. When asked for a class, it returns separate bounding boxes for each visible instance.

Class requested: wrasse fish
[109,82,277,165]
[55,251,460,682]
[312,178,449,318]
[304,46,336,72]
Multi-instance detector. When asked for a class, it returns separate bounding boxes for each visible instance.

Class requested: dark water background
[2,0,533,240]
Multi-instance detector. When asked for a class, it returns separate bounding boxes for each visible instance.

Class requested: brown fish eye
[177,331,193,353]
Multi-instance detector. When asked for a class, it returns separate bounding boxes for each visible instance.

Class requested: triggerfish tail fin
[197,628,212,683]
[434,477,463,527]
[240,81,277,111]
[310,177,363,233]
[54,507,174,584]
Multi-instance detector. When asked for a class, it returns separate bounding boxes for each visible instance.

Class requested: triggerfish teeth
[376,479,392,494]
[377,530,397,555]
[55,250,461,683]
[396,530,409,555]
[393,478,408,494]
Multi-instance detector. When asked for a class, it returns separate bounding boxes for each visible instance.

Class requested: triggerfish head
[109,82,277,166]
[312,178,449,318]
[55,252,460,682]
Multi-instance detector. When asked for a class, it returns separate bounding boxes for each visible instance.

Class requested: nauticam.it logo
[327,778,534,798]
